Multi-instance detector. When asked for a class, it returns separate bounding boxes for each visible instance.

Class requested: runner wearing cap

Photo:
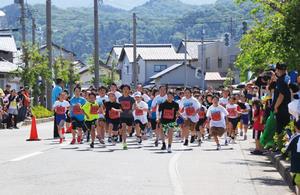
[104,92,122,145]
[133,92,149,144]
[96,86,109,145]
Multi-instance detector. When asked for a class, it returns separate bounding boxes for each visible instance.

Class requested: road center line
[169,152,184,195]
[9,151,43,162]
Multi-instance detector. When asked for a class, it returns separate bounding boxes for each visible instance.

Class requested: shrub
[31,106,53,119]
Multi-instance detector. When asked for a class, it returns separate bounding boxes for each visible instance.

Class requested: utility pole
[32,17,36,46]
[230,17,233,39]
[184,32,187,88]
[132,13,138,87]
[201,28,205,90]
[20,0,29,81]
[46,0,52,110]
[94,0,100,89]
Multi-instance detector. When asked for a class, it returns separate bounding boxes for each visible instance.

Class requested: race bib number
[121,101,131,110]
[227,108,237,117]
[163,109,174,120]
[186,107,195,116]
[135,108,143,116]
[198,111,206,119]
[73,105,83,115]
[152,106,157,113]
[109,109,119,119]
[211,111,221,121]
[56,106,65,115]
[90,105,99,115]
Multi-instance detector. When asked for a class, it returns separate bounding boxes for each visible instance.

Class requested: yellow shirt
[81,102,99,121]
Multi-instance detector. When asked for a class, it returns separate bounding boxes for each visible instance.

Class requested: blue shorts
[56,114,66,125]
[241,114,249,125]
[176,116,184,125]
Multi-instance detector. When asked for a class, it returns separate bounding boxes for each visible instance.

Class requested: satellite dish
[0,10,6,17]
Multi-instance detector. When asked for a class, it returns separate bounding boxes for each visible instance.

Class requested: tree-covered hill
[1,0,251,61]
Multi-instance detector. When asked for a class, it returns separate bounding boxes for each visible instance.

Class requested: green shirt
[81,102,99,121]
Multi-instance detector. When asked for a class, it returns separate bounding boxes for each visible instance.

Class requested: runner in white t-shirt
[151,85,167,147]
[219,88,230,107]
[226,96,239,144]
[133,92,149,144]
[206,96,229,150]
[180,88,200,146]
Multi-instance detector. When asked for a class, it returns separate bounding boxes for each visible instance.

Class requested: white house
[118,44,191,85]
[0,33,20,89]
[149,63,201,87]
[106,45,123,68]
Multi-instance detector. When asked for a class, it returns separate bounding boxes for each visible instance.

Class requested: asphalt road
[0,122,294,195]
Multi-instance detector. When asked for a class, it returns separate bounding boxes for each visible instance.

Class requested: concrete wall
[154,65,202,87]
[144,60,184,83]
[198,41,240,79]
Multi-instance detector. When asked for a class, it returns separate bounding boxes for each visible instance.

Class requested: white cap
[134,92,142,98]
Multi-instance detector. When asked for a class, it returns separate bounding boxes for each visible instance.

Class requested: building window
[205,57,210,70]
[218,58,222,68]
[138,65,140,74]
[154,65,167,73]
[126,65,129,74]
[230,55,236,64]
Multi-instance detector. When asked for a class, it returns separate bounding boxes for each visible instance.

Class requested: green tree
[236,0,300,74]
[19,45,51,106]
[223,68,235,87]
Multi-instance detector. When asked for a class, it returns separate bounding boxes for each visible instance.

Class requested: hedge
[31,106,53,119]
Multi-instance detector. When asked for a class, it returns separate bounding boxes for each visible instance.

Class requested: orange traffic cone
[66,125,72,133]
[26,116,41,141]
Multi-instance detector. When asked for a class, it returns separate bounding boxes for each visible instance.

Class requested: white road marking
[169,152,184,195]
[9,151,43,162]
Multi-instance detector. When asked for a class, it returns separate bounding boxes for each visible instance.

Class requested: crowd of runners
[52,80,271,153]
[49,63,300,193]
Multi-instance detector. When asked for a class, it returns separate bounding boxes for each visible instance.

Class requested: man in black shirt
[158,92,179,153]
[272,63,291,134]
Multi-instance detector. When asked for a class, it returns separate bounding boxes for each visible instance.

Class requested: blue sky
[1,0,217,10]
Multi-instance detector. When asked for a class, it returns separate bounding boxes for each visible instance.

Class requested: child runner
[226,96,239,144]
[239,95,250,140]
[206,96,229,150]
[158,91,179,153]
[219,88,230,107]
[180,88,200,146]
[96,86,109,144]
[250,100,265,155]
[119,85,135,150]
[69,86,86,144]
[195,97,207,146]
[81,92,100,148]
[53,92,70,144]
[104,92,121,146]
[151,85,167,147]
[133,92,149,144]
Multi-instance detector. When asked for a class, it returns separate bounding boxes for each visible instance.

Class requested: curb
[21,117,54,126]
[267,152,296,192]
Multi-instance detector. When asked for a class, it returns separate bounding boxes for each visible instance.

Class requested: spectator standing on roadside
[272,63,291,135]
[7,89,20,129]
